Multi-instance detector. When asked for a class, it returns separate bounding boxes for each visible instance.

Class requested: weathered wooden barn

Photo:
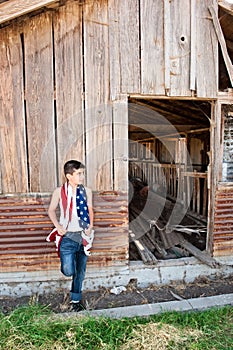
[0,0,233,296]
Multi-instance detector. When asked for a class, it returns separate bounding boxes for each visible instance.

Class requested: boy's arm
[88,205,94,228]
[85,187,94,235]
[48,187,66,236]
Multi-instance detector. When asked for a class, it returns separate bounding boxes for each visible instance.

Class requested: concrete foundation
[0,256,233,297]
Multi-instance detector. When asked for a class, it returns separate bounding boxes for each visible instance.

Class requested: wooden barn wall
[0,0,218,194]
[140,0,164,94]
[24,13,56,192]
[195,0,218,97]
[83,1,113,189]
[53,2,85,182]
[0,0,222,270]
[0,25,28,194]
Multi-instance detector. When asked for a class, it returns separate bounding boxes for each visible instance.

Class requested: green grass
[0,304,232,349]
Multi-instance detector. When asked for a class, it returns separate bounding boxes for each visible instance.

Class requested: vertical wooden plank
[109,0,140,96]
[169,0,191,96]
[196,0,218,98]
[53,1,84,183]
[119,0,140,94]
[164,0,171,93]
[206,101,217,254]
[140,0,165,94]
[0,25,28,193]
[187,176,191,209]
[83,1,112,190]
[113,95,128,191]
[24,13,56,192]
[108,0,121,100]
[203,176,207,216]
[190,0,196,91]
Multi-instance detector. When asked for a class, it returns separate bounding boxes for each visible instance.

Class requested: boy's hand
[56,224,67,236]
[84,227,93,236]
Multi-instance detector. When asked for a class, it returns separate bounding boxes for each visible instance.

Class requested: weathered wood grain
[118,0,140,94]
[108,0,121,100]
[169,0,191,96]
[53,1,84,183]
[164,0,171,93]
[109,0,140,96]
[195,0,218,97]
[219,0,233,14]
[24,12,56,192]
[209,5,233,87]
[190,0,197,91]
[141,0,165,94]
[0,0,58,25]
[0,25,28,193]
[113,95,128,191]
[83,1,112,190]
[206,101,219,254]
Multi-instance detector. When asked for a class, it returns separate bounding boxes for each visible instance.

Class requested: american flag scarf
[61,182,90,230]
[46,182,94,256]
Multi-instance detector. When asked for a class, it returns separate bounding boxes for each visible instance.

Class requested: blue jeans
[60,236,88,302]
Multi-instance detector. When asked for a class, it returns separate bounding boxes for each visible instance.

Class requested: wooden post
[190,0,196,92]
[113,95,128,191]
[164,0,170,94]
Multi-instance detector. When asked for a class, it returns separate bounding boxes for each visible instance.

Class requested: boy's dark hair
[64,160,85,177]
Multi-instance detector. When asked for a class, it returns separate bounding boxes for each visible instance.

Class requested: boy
[48,160,94,312]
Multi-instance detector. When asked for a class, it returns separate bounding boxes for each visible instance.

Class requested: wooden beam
[208,5,233,87]
[0,0,58,24]
[218,0,233,15]
[190,0,196,91]
[178,234,220,268]
[164,0,170,93]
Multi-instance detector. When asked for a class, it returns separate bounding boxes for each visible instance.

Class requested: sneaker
[72,301,86,312]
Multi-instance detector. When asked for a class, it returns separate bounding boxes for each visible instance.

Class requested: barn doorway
[128,98,211,264]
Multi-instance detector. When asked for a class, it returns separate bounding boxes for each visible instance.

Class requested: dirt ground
[1,273,233,314]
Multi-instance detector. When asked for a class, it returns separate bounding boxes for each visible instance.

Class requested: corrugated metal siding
[213,186,233,256]
[0,192,129,272]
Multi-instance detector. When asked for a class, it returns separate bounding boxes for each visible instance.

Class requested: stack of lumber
[129,190,219,268]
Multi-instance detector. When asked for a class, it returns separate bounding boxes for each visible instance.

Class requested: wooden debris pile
[129,183,219,268]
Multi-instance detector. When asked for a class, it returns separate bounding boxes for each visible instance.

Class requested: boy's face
[67,168,85,186]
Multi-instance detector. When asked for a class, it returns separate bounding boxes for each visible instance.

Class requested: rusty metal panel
[90,191,129,267]
[0,195,57,272]
[213,186,233,256]
[0,192,129,273]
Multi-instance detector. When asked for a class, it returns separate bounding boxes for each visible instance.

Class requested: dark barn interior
[128,98,212,264]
